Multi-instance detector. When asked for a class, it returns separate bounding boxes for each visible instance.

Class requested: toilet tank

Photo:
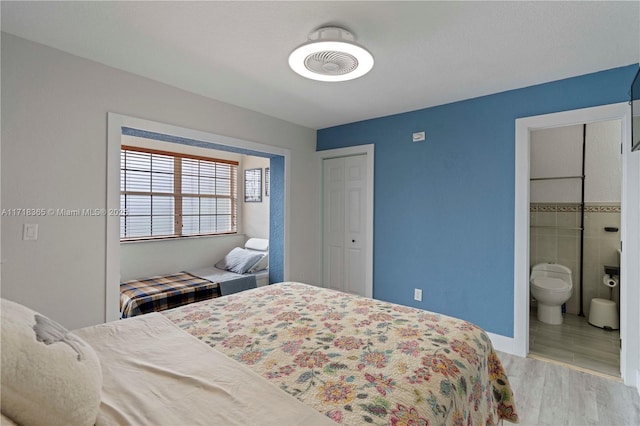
[531,263,572,282]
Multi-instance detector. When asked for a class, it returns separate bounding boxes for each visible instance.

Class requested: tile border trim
[530,203,621,213]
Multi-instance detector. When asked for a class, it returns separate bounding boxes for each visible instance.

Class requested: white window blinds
[120,146,238,240]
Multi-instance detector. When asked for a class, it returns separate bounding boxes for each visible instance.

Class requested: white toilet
[530,263,573,325]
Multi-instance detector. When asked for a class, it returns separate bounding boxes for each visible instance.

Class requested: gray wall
[1,33,320,329]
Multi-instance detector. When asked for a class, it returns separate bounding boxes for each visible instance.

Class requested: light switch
[23,224,38,241]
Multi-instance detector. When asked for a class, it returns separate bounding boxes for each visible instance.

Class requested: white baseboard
[487,332,521,356]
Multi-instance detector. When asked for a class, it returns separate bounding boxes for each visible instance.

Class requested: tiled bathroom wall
[530,202,620,316]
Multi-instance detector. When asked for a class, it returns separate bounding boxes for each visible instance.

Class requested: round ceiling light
[288,27,374,82]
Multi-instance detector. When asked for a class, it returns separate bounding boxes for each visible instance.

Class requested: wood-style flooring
[499,351,640,426]
[529,307,620,378]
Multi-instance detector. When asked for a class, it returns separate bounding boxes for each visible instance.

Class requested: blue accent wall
[269,155,285,283]
[317,65,637,337]
[121,128,273,158]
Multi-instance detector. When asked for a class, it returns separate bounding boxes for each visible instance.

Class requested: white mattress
[186,266,268,283]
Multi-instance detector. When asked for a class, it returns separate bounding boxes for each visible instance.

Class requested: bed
[120,238,269,318]
[1,283,519,426]
[0,297,332,426]
[163,282,519,425]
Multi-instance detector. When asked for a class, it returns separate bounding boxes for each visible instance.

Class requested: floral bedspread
[163,282,518,425]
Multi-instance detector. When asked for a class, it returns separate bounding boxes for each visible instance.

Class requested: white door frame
[317,144,374,298]
[514,102,639,388]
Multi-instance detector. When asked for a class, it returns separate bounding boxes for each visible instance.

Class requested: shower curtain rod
[578,124,586,317]
[530,175,584,181]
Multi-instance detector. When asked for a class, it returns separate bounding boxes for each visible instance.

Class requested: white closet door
[323,154,366,295]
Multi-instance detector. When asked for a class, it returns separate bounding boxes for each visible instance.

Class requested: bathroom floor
[529,306,620,378]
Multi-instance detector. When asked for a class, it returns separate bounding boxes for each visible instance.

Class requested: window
[120,146,238,240]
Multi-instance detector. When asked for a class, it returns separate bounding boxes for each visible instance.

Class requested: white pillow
[244,238,269,251]
[247,251,269,273]
[215,247,264,274]
[0,299,102,426]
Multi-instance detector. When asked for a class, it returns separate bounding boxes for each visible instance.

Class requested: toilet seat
[531,277,569,292]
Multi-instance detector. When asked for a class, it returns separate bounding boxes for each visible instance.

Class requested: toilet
[530,263,573,325]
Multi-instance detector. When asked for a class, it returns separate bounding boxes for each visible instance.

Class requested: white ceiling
[2,1,639,130]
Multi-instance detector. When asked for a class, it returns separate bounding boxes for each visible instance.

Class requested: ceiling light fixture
[288,26,374,82]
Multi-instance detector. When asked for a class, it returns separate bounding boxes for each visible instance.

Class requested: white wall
[241,155,270,240]
[638,169,640,389]
[585,120,622,202]
[1,33,319,329]
[121,234,246,281]
[530,121,621,203]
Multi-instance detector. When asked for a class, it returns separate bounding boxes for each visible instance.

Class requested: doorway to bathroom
[515,102,639,387]
[528,120,621,377]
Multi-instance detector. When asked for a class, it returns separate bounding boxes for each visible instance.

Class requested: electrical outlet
[412,131,426,142]
[414,288,422,301]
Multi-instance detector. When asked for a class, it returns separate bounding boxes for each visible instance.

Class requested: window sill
[120,232,238,244]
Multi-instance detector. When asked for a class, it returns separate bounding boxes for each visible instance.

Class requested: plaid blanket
[120,272,220,318]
